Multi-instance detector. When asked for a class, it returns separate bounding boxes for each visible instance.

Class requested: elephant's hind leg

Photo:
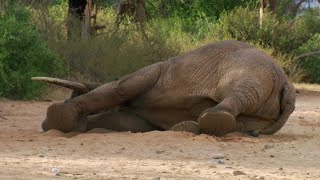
[86,111,161,132]
[198,97,242,136]
[170,121,200,135]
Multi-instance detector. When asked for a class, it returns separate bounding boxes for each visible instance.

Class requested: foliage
[49,10,198,82]
[1,0,320,100]
[217,7,320,54]
[296,33,320,83]
[0,3,65,99]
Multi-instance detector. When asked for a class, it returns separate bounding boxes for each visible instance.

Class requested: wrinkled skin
[40,40,296,136]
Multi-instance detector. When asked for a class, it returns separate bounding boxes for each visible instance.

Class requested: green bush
[0,3,65,99]
[217,7,320,54]
[296,33,320,83]
[218,7,259,42]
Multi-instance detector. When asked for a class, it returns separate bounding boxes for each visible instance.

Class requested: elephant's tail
[260,82,296,134]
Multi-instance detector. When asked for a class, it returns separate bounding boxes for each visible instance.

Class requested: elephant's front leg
[45,63,163,132]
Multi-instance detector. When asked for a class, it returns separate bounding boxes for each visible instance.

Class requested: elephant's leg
[45,62,163,132]
[170,121,200,135]
[198,97,242,136]
[86,111,161,132]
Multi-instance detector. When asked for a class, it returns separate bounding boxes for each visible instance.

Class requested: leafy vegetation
[0,3,65,99]
[1,0,320,99]
[297,34,320,83]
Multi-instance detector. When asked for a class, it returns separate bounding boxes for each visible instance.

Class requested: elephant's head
[32,77,101,132]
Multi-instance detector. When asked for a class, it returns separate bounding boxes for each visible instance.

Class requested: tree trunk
[82,0,93,39]
[288,0,307,17]
[260,0,276,27]
[67,0,89,40]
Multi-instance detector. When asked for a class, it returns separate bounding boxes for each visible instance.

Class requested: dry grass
[294,83,320,92]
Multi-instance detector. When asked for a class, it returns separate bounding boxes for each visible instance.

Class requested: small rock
[270,155,275,158]
[250,130,260,137]
[251,176,265,180]
[80,143,84,146]
[52,167,60,174]
[264,144,274,149]
[299,116,304,119]
[156,150,165,154]
[73,173,83,176]
[233,170,247,176]
[211,154,225,159]
[152,177,160,180]
[193,169,200,173]
[279,167,283,170]
[39,155,45,158]
[218,160,224,164]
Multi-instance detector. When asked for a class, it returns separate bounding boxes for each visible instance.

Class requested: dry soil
[0,90,319,180]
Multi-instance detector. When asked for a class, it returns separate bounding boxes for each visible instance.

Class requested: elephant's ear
[31,77,89,93]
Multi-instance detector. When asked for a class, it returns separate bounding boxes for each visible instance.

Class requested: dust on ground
[0,90,319,180]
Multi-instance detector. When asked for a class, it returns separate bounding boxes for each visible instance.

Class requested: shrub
[0,3,65,99]
[217,7,320,55]
[296,33,320,83]
[49,15,199,82]
[217,7,259,42]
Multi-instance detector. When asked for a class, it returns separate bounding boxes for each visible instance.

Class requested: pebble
[156,150,165,154]
[52,167,60,175]
[233,170,247,176]
[264,144,274,149]
[251,176,265,180]
[250,130,260,137]
[152,177,160,180]
[211,154,225,159]
[218,160,225,164]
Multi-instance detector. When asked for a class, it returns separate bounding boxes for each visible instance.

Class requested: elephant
[33,40,296,137]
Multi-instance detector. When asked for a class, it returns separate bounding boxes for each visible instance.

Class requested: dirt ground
[0,89,319,180]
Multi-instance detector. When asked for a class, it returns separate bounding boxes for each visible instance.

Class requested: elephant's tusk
[31,77,89,93]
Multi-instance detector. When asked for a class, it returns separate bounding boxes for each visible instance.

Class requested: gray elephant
[34,40,296,137]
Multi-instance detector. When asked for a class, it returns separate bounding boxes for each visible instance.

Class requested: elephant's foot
[46,103,79,132]
[198,110,236,136]
[170,121,200,135]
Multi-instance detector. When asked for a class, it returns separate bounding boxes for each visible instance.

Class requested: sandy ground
[0,90,319,180]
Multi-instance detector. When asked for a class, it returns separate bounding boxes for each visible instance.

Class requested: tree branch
[294,51,320,61]
[292,0,308,16]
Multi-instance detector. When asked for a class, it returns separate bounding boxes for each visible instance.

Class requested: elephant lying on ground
[33,40,296,136]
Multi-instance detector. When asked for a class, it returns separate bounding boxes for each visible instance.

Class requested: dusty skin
[0,88,319,180]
